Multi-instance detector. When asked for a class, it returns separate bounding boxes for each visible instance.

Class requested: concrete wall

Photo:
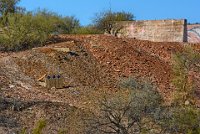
[113,19,187,42]
[187,24,200,43]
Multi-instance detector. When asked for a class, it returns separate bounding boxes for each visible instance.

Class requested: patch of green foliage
[0,0,21,16]
[172,46,200,105]
[119,77,154,91]
[90,74,200,134]
[73,25,102,34]
[87,78,162,134]
[58,129,67,134]
[32,119,46,134]
[154,46,200,134]
[20,128,26,134]
[0,1,80,51]
[172,106,200,134]
[156,105,200,134]
[0,10,80,51]
[0,12,54,51]
[20,119,46,134]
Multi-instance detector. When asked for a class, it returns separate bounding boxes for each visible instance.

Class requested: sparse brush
[156,105,200,134]
[72,26,102,34]
[20,128,26,134]
[58,129,67,134]
[86,78,163,134]
[0,10,80,51]
[32,119,46,134]
[171,46,200,105]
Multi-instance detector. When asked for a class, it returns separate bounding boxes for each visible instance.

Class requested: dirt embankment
[59,35,189,100]
[0,34,200,133]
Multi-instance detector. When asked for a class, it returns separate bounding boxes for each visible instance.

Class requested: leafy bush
[155,106,200,134]
[0,10,80,51]
[32,119,46,134]
[172,46,200,105]
[172,106,200,133]
[58,16,80,34]
[0,0,20,16]
[159,46,200,133]
[87,78,162,134]
[35,10,80,34]
[119,77,154,91]
[72,25,102,34]
[0,13,54,51]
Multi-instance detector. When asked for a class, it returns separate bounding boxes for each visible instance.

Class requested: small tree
[0,9,81,51]
[0,12,55,51]
[0,0,20,16]
[35,10,80,34]
[92,10,135,33]
[59,16,80,34]
[87,78,162,134]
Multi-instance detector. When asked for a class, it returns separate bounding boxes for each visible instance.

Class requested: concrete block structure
[112,19,187,42]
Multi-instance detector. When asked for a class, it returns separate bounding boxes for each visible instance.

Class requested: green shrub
[20,128,26,134]
[35,10,80,34]
[0,0,20,16]
[0,13,55,51]
[156,106,200,134]
[72,26,102,34]
[58,16,80,34]
[173,106,200,134]
[119,77,154,91]
[119,77,162,113]
[32,119,46,134]
[172,46,200,105]
[0,10,80,51]
[88,78,162,134]
[58,129,67,134]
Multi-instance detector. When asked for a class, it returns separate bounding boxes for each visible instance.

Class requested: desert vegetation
[0,0,134,51]
[172,46,200,105]
[0,0,200,134]
[85,71,200,134]
[0,0,80,51]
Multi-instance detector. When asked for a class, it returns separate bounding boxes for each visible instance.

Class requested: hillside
[0,34,200,133]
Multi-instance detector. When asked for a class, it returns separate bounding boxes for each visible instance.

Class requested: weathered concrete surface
[187,24,200,43]
[113,19,187,42]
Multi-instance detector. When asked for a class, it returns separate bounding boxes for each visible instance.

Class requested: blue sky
[19,0,200,25]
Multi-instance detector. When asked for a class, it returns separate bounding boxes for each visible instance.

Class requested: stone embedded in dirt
[185,100,190,105]
[9,85,15,89]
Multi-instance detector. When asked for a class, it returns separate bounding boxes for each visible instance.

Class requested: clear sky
[19,0,200,25]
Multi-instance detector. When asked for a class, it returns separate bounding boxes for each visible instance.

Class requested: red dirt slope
[60,35,200,101]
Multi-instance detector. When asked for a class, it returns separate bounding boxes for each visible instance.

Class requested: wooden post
[45,75,51,89]
[52,75,56,88]
[45,74,64,89]
[55,74,63,89]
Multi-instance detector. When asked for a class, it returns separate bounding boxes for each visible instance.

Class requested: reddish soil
[59,35,195,101]
[0,34,200,133]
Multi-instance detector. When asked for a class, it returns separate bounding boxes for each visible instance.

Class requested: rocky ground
[0,34,200,133]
